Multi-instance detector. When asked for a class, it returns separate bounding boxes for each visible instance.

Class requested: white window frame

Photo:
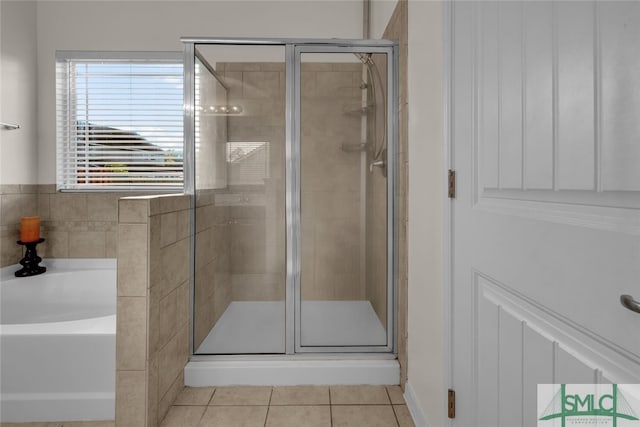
[56,51,184,192]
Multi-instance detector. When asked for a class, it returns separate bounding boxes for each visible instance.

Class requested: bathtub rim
[1,257,116,281]
[0,258,116,335]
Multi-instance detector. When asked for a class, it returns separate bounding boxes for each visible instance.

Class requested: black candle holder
[15,238,46,277]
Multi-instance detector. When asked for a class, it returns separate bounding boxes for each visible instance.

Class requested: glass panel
[193,45,286,354]
[299,52,389,347]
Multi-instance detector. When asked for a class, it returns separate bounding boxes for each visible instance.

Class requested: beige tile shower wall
[383,0,409,388]
[300,62,364,301]
[217,62,365,303]
[365,52,390,330]
[0,185,38,267]
[116,194,191,427]
[193,189,231,351]
[192,61,374,312]
[220,62,286,303]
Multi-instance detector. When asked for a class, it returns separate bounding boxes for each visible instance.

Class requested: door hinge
[448,169,456,198]
[448,389,456,419]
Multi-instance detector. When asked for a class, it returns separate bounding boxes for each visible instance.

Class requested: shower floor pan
[196,300,387,354]
[188,300,398,386]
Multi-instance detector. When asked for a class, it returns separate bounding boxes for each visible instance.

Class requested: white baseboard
[0,392,114,423]
[404,381,430,427]
[185,359,400,386]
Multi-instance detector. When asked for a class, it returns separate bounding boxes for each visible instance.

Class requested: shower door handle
[621,294,640,314]
[369,160,385,173]
[1,122,20,130]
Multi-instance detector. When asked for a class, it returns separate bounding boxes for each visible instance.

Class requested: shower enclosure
[184,38,398,357]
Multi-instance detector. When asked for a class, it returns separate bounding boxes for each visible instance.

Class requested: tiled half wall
[116,194,191,427]
[1,188,192,426]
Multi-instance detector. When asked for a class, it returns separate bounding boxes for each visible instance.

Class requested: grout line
[208,387,217,406]
[331,403,395,406]
[196,403,207,426]
[206,387,216,406]
[387,386,401,426]
[184,404,273,407]
[329,401,333,426]
[263,387,273,427]
[391,404,402,427]
[329,387,333,427]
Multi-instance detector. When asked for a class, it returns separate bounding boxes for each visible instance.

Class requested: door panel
[524,1,554,190]
[470,273,639,427]
[556,2,596,191]
[522,326,554,426]
[294,46,396,352]
[601,3,640,191]
[452,2,640,425]
[498,308,523,427]
[192,44,287,355]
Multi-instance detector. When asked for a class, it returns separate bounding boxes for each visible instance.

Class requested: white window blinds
[56,52,184,191]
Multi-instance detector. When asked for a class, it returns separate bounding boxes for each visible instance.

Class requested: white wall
[407,0,445,426]
[35,0,364,183]
[5,3,450,424]
[1,0,38,185]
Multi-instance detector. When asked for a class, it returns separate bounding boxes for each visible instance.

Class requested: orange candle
[20,216,40,243]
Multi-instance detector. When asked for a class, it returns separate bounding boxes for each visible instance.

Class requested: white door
[450,2,640,426]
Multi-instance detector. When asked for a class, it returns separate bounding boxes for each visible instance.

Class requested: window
[56,52,183,191]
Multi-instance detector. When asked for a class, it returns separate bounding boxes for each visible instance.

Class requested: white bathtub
[0,258,116,422]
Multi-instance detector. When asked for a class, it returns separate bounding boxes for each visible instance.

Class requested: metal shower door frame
[183,38,399,356]
[292,43,398,354]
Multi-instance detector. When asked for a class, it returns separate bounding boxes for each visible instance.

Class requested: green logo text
[539,384,639,427]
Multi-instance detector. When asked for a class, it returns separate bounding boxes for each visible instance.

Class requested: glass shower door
[295,48,395,351]
[186,39,397,356]
[192,44,287,354]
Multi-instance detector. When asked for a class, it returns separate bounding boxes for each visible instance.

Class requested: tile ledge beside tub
[119,193,190,223]
[116,193,191,427]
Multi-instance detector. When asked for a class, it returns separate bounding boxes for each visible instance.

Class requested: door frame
[292,43,399,354]
[443,0,453,420]
[183,38,399,356]
[443,0,463,424]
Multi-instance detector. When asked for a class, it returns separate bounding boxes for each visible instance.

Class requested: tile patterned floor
[0,423,114,427]
[0,385,415,427]
[161,385,415,427]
